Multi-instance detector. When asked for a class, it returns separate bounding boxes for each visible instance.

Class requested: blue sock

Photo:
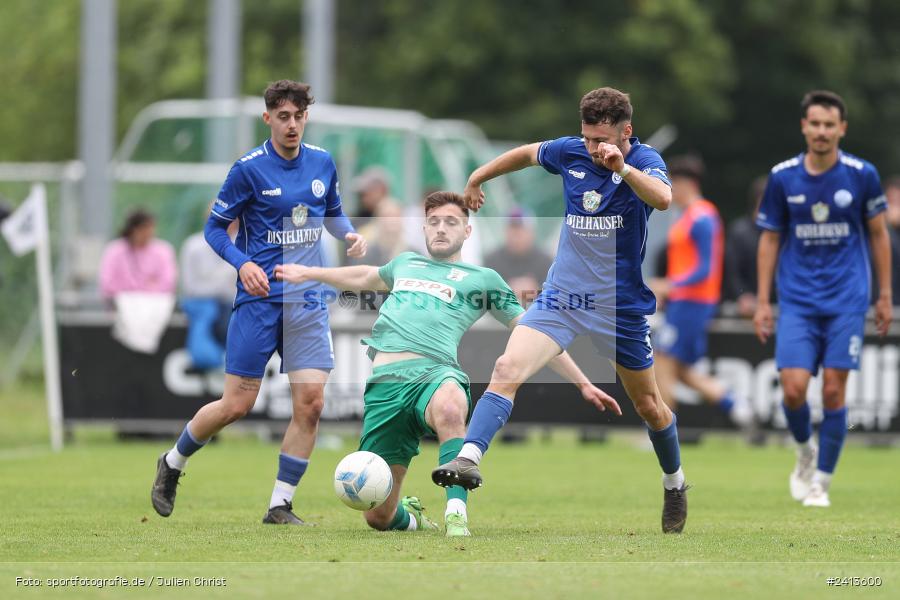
[817,407,848,474]
[647,413,681,474]
[782,402,812,444]
[277,453,309,486]
[463,391,514,454]
[717,392,735,415]
[175,423,207,457]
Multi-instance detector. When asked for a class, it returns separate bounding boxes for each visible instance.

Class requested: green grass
[1,427,898,599]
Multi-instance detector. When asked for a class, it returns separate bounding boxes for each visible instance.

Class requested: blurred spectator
[352,166,400,228]
[485,207,553,305]
[350,201,410,266]
[179,209,238,369]
[99,208,177,353]
[723,176,768,316]
[881,176,900,302]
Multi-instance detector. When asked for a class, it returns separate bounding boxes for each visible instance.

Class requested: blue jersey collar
[265,139,303,169]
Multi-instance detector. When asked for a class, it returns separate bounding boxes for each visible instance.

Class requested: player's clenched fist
[274,263,312,284]
[593,142,625,172]
[462,180,485,212]
[239,261,270,297]
[344,232,367,258]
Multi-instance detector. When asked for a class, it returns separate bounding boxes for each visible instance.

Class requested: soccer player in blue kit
[754,90,892,508]
[151,80,367,524]
[433,87,691,533]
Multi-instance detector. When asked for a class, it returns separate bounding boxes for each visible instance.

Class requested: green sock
[439,438,468,504]
[387,505,410,530]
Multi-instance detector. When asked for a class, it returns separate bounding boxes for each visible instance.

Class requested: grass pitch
[1,382,898,598]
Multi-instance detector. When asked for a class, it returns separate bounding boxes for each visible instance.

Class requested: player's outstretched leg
[617,363,689,533]
[425,380,472,536]
[781,369,816,501]
[363,465,438,531]
[151,422,206,517]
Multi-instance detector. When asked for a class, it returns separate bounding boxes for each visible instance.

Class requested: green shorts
[358,358,471,468]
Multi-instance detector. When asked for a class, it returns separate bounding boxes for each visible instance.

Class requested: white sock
[457,443,484,465]
[406,513,418,531]
[662,467,685,490]
[798,439,816,456]
[812,470,832,490]
[165,447,188,471]
[269,480,297,509]
[445,498,468,518]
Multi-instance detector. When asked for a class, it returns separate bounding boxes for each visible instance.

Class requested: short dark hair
[667,155,705,183]
[264,80,314,111]
[119,208,155,239]
[580,87,633,126]
[424,191,469,217]
[801,90,846,120]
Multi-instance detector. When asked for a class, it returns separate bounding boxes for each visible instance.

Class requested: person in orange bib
[652,156,750,427]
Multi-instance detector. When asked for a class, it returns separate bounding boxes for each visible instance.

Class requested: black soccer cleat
[151,452,182,517]
[432,457,483,491]
[262,501,316,526]
[662,484,690,534]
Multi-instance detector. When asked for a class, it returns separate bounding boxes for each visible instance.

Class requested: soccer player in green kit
[275,191,621,536]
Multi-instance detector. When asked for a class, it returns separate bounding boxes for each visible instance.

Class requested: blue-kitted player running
[433,87,691,534]
[754,90,892,508]
[151,80,367,525]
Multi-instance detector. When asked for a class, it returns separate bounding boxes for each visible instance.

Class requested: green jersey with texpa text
[361,252,524,366]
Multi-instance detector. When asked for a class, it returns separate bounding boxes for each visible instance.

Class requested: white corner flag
[1,184,63,451]
[2,183,47,256]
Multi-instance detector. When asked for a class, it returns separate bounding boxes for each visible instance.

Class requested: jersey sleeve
[756,174,787,232]
[536,137,569,175]
[377,252,414,289]
[211,162,253,222]
[863,163,887,219]
[486,270,525,326]
[632,148,671,187]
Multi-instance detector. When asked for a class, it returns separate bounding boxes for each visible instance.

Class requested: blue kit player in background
[433,87,691,534]
[754,90,892,508]
[151,80,367,524]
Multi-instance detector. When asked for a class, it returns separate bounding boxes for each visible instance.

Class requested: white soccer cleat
[789,441,817,501]
[803,482,831,507]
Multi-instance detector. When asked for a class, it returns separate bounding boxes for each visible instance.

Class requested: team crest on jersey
[292,204,309,227]
[582,190,603,213]
[446,268,468,282]
[834,189,853,208]
[311,179,326,198]
[811,202,829,223]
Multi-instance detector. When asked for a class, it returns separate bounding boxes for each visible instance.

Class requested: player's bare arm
[238,261,270,297]
[503,315,621,415]
[754,229,780,343]
[464,143,542,212]
[594,142,671,211]
[867,212,893,336]
[274,263,388,292]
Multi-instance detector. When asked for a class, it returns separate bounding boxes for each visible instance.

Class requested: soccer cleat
[662,484,690,534]
[432,457,483,491]
[445,512,471,537]
[789,441,818,501]
[802,482,831,508]
[400,496,439,531]
[262,500,315,526]
[151,452,182,517]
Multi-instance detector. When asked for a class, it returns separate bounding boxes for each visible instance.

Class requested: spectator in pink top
[99,209,177,300]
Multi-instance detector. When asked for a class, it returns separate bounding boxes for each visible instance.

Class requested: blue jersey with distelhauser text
[209,139,353,307]
[537,136,670,315]
[756,151,885,316]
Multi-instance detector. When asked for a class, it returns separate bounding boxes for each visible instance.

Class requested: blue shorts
[518,290,653,371]
[225,300,334,378]
[654,300,717,365]
[775,311,865,373]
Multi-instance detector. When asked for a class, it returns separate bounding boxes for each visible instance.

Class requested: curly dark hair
[264,80,315,111]
[424,191,469,217]
[580,87,633,126]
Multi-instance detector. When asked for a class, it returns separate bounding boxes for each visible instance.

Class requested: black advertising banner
[59,313,900,434]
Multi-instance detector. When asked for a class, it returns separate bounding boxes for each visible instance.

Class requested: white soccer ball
[333,451,393,511]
